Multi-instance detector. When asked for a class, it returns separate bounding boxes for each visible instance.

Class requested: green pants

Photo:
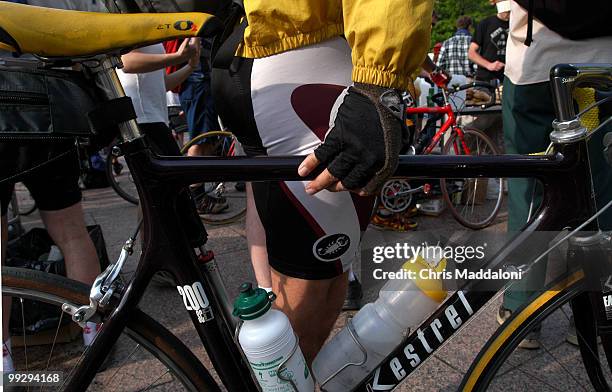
[502,79,552,311]
[502,79,612,311]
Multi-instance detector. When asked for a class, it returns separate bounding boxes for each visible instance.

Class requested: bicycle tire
[461,269,610,391]
[182,131,247,226]
[1,267,220,392]
[106,146,139,205]
[440,127,503,229]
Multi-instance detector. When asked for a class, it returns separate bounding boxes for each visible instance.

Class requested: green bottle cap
[232,282,276,320]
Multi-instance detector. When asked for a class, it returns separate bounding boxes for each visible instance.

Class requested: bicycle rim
[1,267,219,391]
[462,270,612,391]
[106,148,139,205]
[440,127,504,229]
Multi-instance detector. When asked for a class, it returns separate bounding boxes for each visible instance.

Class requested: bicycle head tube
[549,64,612,144]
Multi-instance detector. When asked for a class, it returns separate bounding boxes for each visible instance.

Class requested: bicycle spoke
[20,297,29,373]
[108,343,141,390]
[42,309,65,390]
[141,368,171,392]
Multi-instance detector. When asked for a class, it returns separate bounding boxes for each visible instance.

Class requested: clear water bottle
[233,283,314,392]
[312,254,447,391]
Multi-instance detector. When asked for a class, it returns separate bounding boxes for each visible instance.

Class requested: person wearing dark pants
[499,0,612,349]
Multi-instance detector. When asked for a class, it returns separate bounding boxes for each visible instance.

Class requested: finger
[298,154,320,177]
[305,169,338,195]
[327,182,347,192]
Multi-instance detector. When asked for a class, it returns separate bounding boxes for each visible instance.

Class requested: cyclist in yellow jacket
[213,0,434,363]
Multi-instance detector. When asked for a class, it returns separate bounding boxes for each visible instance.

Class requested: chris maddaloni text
[372,268,523,281]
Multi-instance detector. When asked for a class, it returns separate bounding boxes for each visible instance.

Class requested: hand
[187,38,201,69]
[298,83,404,196]
[487,61,505,72]
[176,37,199,62]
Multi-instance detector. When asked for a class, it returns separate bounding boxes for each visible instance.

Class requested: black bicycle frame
[63,63,612,391]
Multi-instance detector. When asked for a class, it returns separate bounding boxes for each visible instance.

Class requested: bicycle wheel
[181,131,247,226]
[106,146,139,205]
[1,267,220,391]
[461,270,612,391]
[440,127,503,229]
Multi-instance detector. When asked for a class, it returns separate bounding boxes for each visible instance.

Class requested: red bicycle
[379,82,504,229]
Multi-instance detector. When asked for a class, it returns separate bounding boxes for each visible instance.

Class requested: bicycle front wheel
[1,267,220,391]
[440,127,504,229]
[461,270,612,391]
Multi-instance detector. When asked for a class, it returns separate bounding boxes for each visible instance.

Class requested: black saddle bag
[0,66,101,141]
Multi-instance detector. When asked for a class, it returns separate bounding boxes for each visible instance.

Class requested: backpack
[515,0,612,45]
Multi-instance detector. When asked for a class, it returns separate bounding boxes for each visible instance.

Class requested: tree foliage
[431,0,496,47]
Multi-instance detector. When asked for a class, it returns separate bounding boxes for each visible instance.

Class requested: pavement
[9,182,610,392]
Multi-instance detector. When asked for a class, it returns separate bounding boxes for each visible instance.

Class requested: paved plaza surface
[11,183,609,391]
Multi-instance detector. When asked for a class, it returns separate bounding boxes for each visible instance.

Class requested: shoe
[496,305,512,325]
[371,213,418,232]
[197,195,229,215]
[234,182,246,192]
[518,331,541,349]
[497,305,541,349]
[343,278,363,311]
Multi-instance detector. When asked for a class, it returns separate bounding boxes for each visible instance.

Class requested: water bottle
[233,282,314,392]
[312,253,447,391]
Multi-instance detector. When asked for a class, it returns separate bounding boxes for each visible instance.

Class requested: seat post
[90,55,142,141]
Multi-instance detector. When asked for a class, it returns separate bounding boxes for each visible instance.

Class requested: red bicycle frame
[407,103,471,155]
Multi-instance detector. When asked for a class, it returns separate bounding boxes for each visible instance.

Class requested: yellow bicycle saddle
[0,2,222,58]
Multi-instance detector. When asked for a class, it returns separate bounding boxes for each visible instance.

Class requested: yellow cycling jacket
[236,0,433,91]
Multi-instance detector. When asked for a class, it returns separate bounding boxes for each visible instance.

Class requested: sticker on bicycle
[603,294,612,321]
[312,233,351,262]
[365,291,473,391]
[177,282,214,323]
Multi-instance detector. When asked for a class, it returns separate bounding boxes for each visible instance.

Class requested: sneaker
[343,278,363,311]
[497,305,541,349]
[197,195,229,215]
[518,331,541,349]
[496,305,512,325]
[371,213,418,232]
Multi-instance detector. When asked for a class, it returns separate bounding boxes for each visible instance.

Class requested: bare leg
[271,268,348,365]
[246,184,271,288]
[187,141,217,157]
[39,203,100,285]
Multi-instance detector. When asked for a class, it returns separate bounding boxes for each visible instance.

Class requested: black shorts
[1,142,81,216]
[213,37,375,280]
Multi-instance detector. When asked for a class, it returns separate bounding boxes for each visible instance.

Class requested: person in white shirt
[498,0,612,348]
[116,39,200,153]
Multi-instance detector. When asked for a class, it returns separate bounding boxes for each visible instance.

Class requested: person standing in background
[499,0,612,348]
[468,0,509,85]
[437,15,475,78]
[1,0,107,373]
